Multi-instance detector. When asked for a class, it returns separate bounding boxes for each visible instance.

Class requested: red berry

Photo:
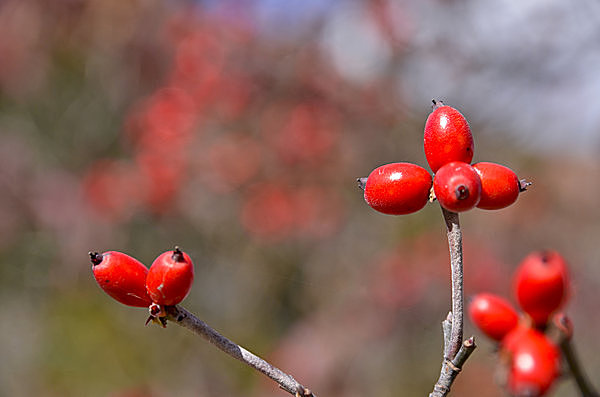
[502,326,561,396]
[146,247,194,306]
[468,293,519,341]
[433,161,481,212]
[513,251,569,327]
[362,162,432,215]
[473,162,522,210]
[501,323,531,353]
[424,102,474,173]
[90,251,152,307]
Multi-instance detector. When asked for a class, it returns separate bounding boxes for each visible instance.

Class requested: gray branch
[548,314,599,397]
[429,208,476,397]
[442,208,464,359]
[163,305,315,397]
[430,337,476,397]
[561,338,599,397]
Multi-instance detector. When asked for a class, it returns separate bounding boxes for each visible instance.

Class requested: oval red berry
[424,103,474,173]
[91,251,152,307]
[363,162,432,215]
[146,247,195,306]
[502,326,561,396]
[469,293,519,341]
[513,250,569,327]
[473,162,521,210]
[433,161,481,212]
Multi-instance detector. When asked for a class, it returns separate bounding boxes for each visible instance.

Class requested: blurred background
[1,0,599,396]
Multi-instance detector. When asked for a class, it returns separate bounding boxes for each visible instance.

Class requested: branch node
[445,359,461,373]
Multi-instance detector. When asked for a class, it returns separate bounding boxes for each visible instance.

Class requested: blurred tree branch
[548,314,599,397]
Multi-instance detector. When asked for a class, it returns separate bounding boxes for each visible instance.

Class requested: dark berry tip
[172,246,184,262]
[149,303,162,316]
[455,185,469,200]
[89,252,103,266]
[539,250,551,264]
[431,99,445,110]
[357,177,367,190]
[519,179,532,192]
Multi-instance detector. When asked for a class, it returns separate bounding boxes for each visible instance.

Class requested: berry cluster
[360,101,528,214]
[82,14,347,243]
[469,250,571,396]
[90,247,195,324]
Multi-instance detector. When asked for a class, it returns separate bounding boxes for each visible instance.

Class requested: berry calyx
[146,246,195,306]
[424,101,474,173]
[469,293,519,341]
[362,162,432,215]
[90,251,152,307]
[502,326,561,396]
[472,162,523,210]
[550,312,573,341]
[145,303,168,327]
[433,161,482,212]
[513,251,570,327]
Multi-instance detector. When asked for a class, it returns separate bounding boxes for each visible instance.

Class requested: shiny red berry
[433,161,481,212]
[361,162,432,215]
[90,251,152,307]
[146,247,194,306]
[424,101,474,173]
[469,293,519,341]
[473,162,523,210]
[513,251,569,327]
[502,326,561,396]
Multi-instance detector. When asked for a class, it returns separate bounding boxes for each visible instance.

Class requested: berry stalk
[443,208,464,358]
[560,339,598,397]
[429,208,476,397]
[163,305,315,397]
[549,316,599,397]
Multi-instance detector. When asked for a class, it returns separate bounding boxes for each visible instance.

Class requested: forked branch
[429,208,476,397]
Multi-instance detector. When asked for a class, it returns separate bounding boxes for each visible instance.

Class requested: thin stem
[163,305,315,397]
[547,313,598,397]
[442,208,464,359]
[429,337,476,397]
[429,207,475,397]
[560,338,599,397]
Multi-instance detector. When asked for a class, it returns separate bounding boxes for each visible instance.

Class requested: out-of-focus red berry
[83,160,141,221]
[433,161,481,212]
[513,251,570,327]
[262,102,340,165]
[206,133,262,192]
[91,251,152,307]
[126,87,197,151]
[424,102,474,173]
[135,150,187,214]
[292,185,344,239]
[146,247,195,306]
[469,293,519,341]
[502,326,561,396]
[241,183,296,242]
[363,162,432,215]
[473,162,522,210]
